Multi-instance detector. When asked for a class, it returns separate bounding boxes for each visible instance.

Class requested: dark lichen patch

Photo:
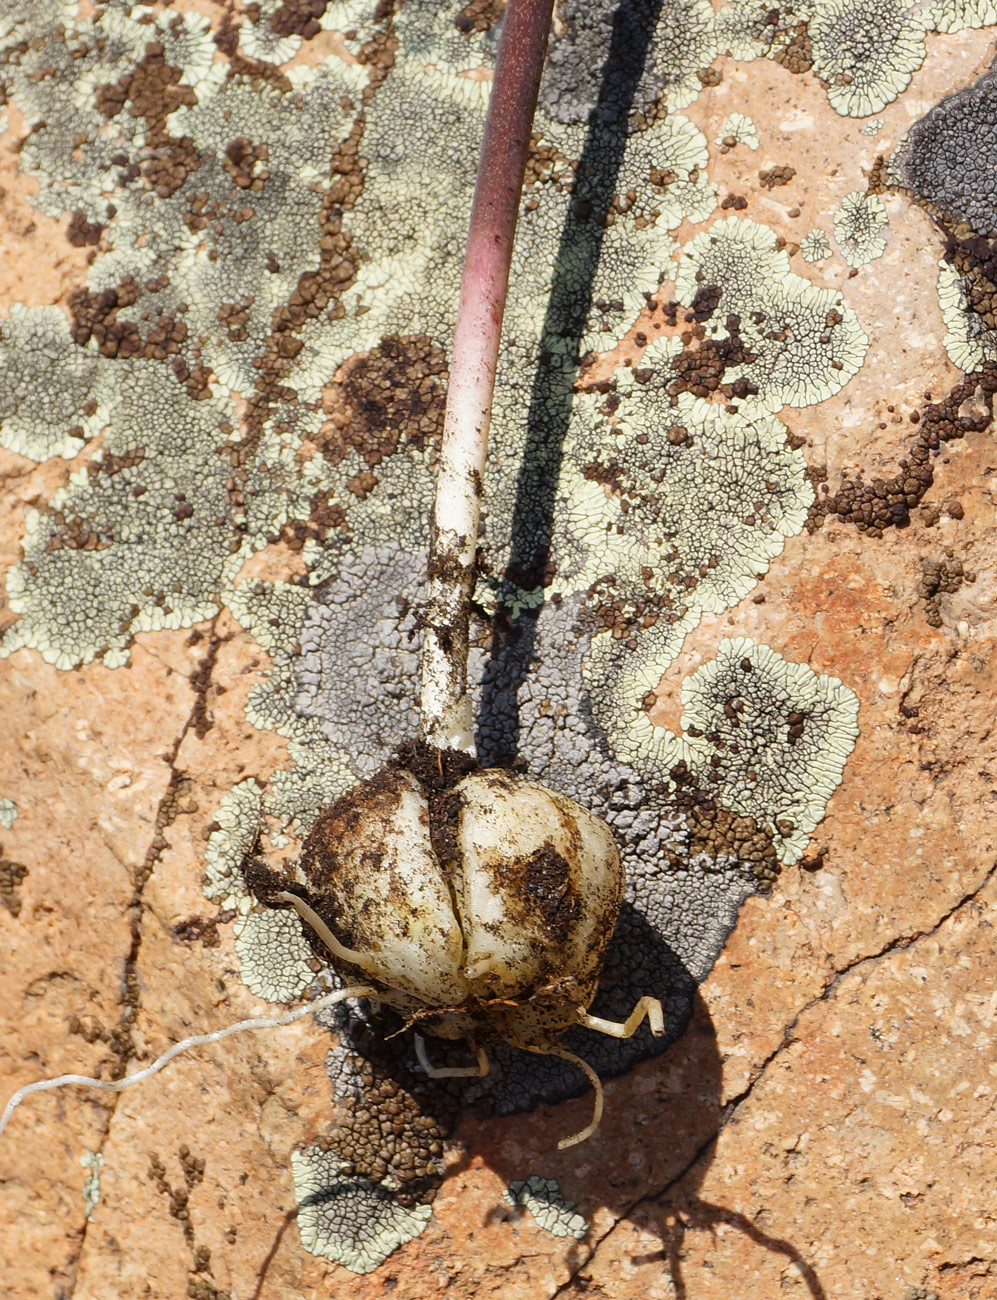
[454,0,505,35]
[807,366,997,537]
[892,58,997,239]
[66,1012,115,1050]
[267,0,334,42]
[319,335,448,468]
[771,21,813,74]
[758,164,796,189]
[0,854,28,917]
[320,1027,456,1205]
[148,1149,229,1299]
[657,794,780,888]
[172,913,235,948]
[917,553,974,628]
[96,46,202,200]
[666,313,760,402]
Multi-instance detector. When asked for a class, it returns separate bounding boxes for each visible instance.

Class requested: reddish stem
[421,0,555,751]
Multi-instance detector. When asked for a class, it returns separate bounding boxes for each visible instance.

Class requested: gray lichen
[890,60,997,369]
[292,1144,432,1274]
[0,798,18,829]
[505,1176,589,1239]
[890,58,997,235]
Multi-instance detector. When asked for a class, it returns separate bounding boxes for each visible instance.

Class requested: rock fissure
[540,858,997,1298]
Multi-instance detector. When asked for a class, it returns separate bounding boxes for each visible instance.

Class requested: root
[526,1044,605,1150]
[276,889,382,977]
[415,1034,490,1079]
[576,995,664,1040]
[0,983,383,1139]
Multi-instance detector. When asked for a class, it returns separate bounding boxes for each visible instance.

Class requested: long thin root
[0,983,383,1139]
[526,1044,605,1150]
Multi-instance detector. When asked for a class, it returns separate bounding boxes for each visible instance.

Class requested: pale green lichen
[928,0,997,30]
[672,217,869,411]
[550,385,814,620]
[80,1149,103,1222]
[800,229,833,262]
[717,0,997,117]
[1,364,241,669]
[237,5,302,66]
[716,113,760,150]
[505,1177,588,1240]
[809,0,929,117]
[234,909,315,1003]
[292,1145,432,1274]
[715,0,810,62]
[0,307,104,462]
[539,0,719,124]
[833,191,889,267]
[588,636,859,864]
[203,780,263,913]
[936,260,997,371]
[0,798,18,829]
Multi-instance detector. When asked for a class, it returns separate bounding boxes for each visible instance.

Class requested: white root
[0,983,385,1139]
[528,1045,605,1151]
[576,995,665,1040]
[276,889,383,977]
[415,1034,490,1080]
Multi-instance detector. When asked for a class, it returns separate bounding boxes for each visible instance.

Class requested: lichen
[292,1144,432,1274]
[890,59,997,236]
[549,383,815,619]
[809,0,929,117]
[539,0,718,125]
[671,217,869,410]
[234,908,315,1003]
[715,113,760,151]
[936,260,997,371]
[0,307,105,462]
[832,191,889,267]
[203,781,263,914]
[800,229,833,262]
[587,636,860,864]
[80,1149,104,1222]
[717,0,997,117]
[505,1177,588,1239]
[1,363,244,669]
[0,798,18,829]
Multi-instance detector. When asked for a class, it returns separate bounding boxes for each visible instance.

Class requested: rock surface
[1,4,996,1299]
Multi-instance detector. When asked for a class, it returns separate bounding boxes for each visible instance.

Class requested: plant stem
[420,0,555,753]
